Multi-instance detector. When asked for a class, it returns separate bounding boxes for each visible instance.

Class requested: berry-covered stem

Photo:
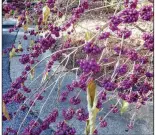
[95,99,120,131]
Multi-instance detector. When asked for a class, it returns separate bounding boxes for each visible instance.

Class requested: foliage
[2,0,153,134]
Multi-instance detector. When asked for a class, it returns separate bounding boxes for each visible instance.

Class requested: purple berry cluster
[22,120,42,135]
[116,64,128,76]
[77,73,89,91]
[145,72,153,78]
[78,59,100,73]
[12,92,26,103]
[3,127,17,135]
[99,91,107,101]
[109,8,139,34]
[55,121,76,135]
[110,104,118,113]
[3,74,28,104]
[46,0,56,8]
[98,32,110,40]
[127,49,139,61]
[101,78,117,91]
[142,32,154,51]
[41,109,58,130]
[59,90,69,102]
[138,82,152,94]
[70,96,81,105]
[3,4,12,13]
[19,54,30,64]
[75,108,88,121]
[46,52,62,72]
[61,1,88,31]
[59,74,89,103]
[83,42,103,55]
[96,91,107,109]
[134,64,145,75]
[100,120,108,128]
[119,8,139,23]
[138,56,148,64]
[117,29,132,39]
[119,79,134,90]
[114,45,128,55]
[62,107,75,120]
[140,5,153,21]
[39,36,56,52]
[22,109,58,134]
[109,16,122,31]
[3,88,18,104]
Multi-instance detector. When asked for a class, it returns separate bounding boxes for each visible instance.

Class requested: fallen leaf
[2,101,10,120]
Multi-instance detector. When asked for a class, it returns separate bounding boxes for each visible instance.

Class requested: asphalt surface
[2,25,53,135]
[2,27,17,93]
[2,26,37,134]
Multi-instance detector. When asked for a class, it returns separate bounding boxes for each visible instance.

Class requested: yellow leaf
[85,120,90,135]
[9,48,16,59]
[18,44,22,50]
[86,78,99,135]
[2,101,10,120]
[85,32,93,41]
[41,71,48,83]
[23,24,28,31]
[30,68,35,80]
[87,79,96,107]
[18,16,21,21]
[42,5,50,23]
[120,100,129,115]
[30,40,34,48]
[26,15,31,25]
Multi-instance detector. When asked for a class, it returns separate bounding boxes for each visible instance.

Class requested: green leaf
[10,10,14,15]
[120,100,129,115]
